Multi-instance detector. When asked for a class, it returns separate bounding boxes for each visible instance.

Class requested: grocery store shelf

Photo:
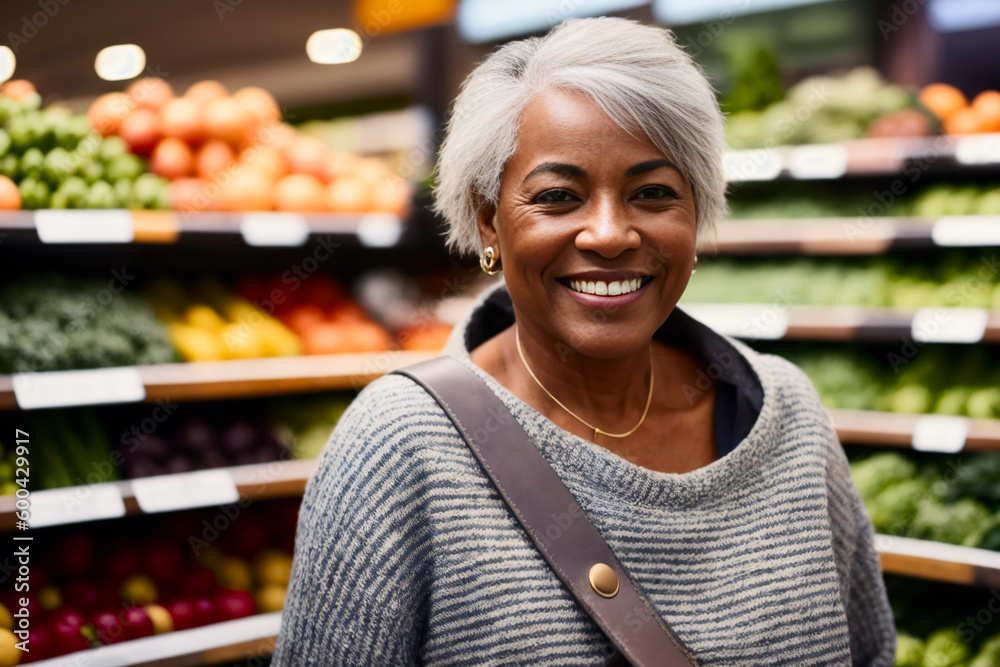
[831,409,1000,452]
[0,350,437,410]
[1,459,317,531]
[0,209,407,247]
[682,303,1000,343]
[724,133,1000,182]
[34,611,281,667]
[877,535,1000,588]
[713,215,1000,255]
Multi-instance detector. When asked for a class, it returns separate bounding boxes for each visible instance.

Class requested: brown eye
[633,185,676,201]
[533,189,577,205]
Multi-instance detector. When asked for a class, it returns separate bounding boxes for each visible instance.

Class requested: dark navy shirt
[464,287,764,458]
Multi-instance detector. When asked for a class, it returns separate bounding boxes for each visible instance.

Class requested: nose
[574,198,641,258]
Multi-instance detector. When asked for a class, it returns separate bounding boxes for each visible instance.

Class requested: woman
[273,16,895,666]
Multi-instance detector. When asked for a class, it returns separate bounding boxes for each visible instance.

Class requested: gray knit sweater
[273,288,896,666]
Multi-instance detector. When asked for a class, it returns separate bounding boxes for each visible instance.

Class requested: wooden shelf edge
[831,409,1000,451]
[0,350,438,410]
[0,459,318,532]
[877,535,1000,588]
[33,611,281,667]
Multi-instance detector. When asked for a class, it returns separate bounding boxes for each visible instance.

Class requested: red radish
[55,533,95,578]
[196,139,236,180]
[141,536,186,587]
[120,108,163,155]
[216,589,255,621]
[123,606,154,640]
[180,564,218,597]
[204,96,257,146]
[160,97,207,145]
[184,80,229,107]
[150,137,194,180]
[23,625,53,662]
[90,611,127,645]
[192,598,219,627]
[166,599,196,631]
[284,136,329,178]
[105,539,140,580]
[51,609,90,654]
[63,581,102,614]
[87,92,132,137]
[127,77,174,111]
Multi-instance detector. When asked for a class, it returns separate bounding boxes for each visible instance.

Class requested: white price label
[240,213,310,247]
[955,134,1000,165]
[682,303,789,340]
[12,367,145,410]
[911,307,988,344]
[357,214,403,247]
[132,469,240,514]
[723,149,783,182]
[35,209,134,244]
[912,415,969,453]
[932,216,1000,247]
[786,144,849,180]
[29,485,126,529]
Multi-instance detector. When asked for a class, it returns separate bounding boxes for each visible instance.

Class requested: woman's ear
[474,197,498,251]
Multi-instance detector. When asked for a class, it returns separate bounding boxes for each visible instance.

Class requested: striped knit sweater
[273,288,896,666]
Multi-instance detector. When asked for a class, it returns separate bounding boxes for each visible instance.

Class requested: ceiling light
[95,44,146,81]
[306,29,363,64]
[0,47,15,84]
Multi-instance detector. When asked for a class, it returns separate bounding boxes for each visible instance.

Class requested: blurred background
[1,0,1000,664]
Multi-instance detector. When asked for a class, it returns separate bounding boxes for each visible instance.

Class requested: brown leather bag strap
[394,357,698,667]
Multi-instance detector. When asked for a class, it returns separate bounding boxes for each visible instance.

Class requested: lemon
[0,627,20,666]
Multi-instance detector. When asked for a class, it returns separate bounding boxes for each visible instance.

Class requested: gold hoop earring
[480,246,500,276]
[692,256,699,275]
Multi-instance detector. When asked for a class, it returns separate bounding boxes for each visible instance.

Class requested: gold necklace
[514,326,654,439]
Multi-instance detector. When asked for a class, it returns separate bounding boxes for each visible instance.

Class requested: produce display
[270,393,354,460]
[89,77,411,215]
[0,79,170,211]
[850,451,1000,548]
[920,84,1000,135]
[146,276,302,362]
[725,67,925,149]
[683,253,1000,309]
[770,344,1000,418]
[0,500,297,662]
[894,626,1000,667]
[118,413,291,480]
[727,181,1000,219]
[0,276,176,373]
[23,411,117,491]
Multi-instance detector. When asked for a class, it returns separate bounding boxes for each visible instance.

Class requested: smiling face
[478,87,698,360]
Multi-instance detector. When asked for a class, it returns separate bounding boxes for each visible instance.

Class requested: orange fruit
[0,175,21,210]
[273,173,326,212]
[326,177,371,213]
[1,79,36,100]
[944,107,988,135]
[920,83,968,122]
[972,90,1000,132]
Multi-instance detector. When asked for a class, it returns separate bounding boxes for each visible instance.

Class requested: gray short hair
[433,16,727,256]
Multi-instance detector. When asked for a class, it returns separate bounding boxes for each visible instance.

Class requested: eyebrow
[625,159,677,176]
[522,159,678,183]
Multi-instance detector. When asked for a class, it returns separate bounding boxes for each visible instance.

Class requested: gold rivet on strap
[589,563,619,598]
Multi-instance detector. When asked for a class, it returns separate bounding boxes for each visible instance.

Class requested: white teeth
[568,278,644,296]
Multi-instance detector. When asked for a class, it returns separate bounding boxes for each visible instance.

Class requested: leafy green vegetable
[851,453,917,503]
[894,632,924,667]
[907,498,991,547]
